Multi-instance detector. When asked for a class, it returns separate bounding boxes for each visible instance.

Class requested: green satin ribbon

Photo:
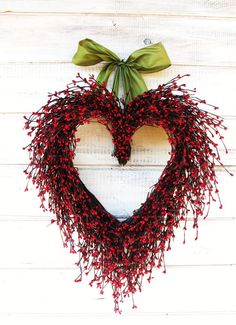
[72,38,171,103]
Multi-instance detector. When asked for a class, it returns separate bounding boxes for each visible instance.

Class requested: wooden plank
[0,313,236,325]
[0,14,235,66]
[1,0,236,17]
[0,165,234,219]
[0,219,235,269]
[74,119,236,166]
[0,266,235,314]
[0,3,235,322]
[0,115,235,166]
[0,63,235,115]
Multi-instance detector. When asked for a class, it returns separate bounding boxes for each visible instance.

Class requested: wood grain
[0,266,235,314]
[0,63,235,115]
[0,165,234,219]
[0,219,235,268]
[0,313,235,325]
[0,115,234,166]
[0,3,236,321]
[1,0,236,17]
[0,13,235,66]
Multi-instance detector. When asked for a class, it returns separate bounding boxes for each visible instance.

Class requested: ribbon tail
[112,67,122,97]
[96,62,117,85]
[122,67,148,103]
[97,63,122,97]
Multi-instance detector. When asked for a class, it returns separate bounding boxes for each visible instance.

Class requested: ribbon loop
[72,38,171,103]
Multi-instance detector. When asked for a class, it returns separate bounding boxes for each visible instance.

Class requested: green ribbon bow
[72,38,171,103]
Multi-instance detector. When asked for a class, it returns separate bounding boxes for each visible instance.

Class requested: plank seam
[0,264,235,271]
[0,61,235,68]
[1,11,236,19]
[1,310,236,317]
[0,215,235,221]
[1,112,236,119]
[0,163,236,169]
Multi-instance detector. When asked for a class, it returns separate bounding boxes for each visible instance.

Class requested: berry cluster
[24,74,230,312]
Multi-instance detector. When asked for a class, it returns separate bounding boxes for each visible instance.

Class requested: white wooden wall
[0,1,236,324]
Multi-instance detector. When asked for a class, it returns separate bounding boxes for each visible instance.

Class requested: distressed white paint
[0,219,236,269]
[0,116,235,166]
[0,165,234,219]
[1,0,236,17]
[0,267,236,316]
[0,14,235,66]
[0,0,235,324]
[0,63,236,115]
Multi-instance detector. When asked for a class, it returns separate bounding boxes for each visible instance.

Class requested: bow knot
[117,59,126,67]
[72,38,171,103]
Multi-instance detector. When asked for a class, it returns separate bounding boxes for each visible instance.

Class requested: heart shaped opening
[24,73,227,313]
[74,122,171,220]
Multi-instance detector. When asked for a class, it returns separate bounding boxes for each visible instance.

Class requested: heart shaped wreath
[24,39,231,312]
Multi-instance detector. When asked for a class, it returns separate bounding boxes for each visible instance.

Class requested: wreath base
[24,74,231,313]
